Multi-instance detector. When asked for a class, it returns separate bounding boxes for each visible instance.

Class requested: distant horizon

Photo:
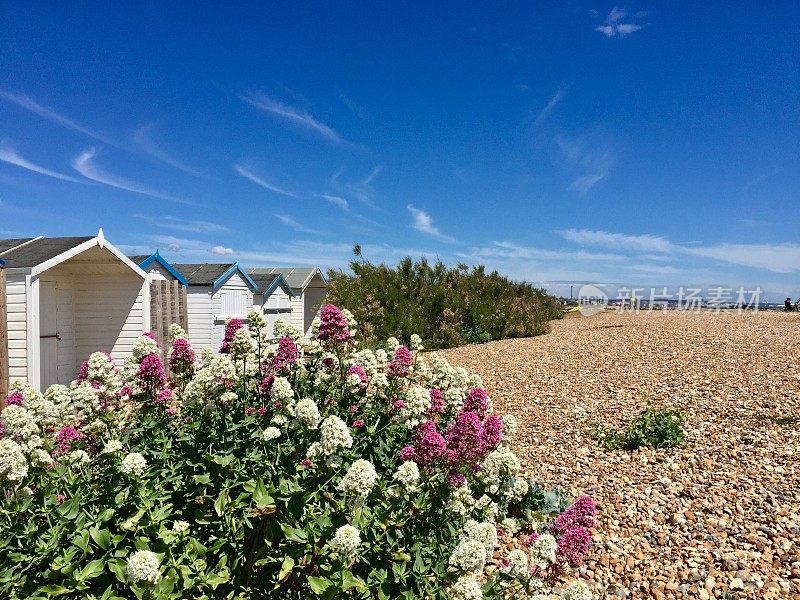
[1,4,798,299]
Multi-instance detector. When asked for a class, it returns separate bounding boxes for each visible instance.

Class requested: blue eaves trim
[0,258,5,267]
[136,250,188,286]
[213,262,258,291]
[264,273,295,297]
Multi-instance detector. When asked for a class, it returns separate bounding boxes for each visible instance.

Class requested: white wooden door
[39,281,59,389]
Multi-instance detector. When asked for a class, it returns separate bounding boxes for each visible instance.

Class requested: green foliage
[325,253,562,350]
[593,406,686,450]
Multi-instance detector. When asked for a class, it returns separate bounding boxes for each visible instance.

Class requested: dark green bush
[325,250,562,350]
[594,406,686,450]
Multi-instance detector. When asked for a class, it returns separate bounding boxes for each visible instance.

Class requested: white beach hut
[172,262,257,352]
[0,231,150,390]
[248,272,295,337]
[247,267,327,338]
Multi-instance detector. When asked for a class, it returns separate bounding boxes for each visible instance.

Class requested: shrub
[594,406,686,450]
[0,310,594,599]
[325,251,562,350]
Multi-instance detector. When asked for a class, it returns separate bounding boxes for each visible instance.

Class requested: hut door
[39,281,59,389]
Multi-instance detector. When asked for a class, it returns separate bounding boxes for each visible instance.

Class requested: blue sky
[1,3,799,300]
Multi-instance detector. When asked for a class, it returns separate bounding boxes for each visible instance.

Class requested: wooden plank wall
[0,264,7,405]
[149,280,188,363]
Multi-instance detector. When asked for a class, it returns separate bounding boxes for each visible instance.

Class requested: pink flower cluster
[388,346,413,377]
[137,353,166,391]
[317,304,353,343]
[271,336,299,371]
[260,374,275,396]
[5,391,23,406]
[347,364,368,384]
[463,387,489,418]
[220,318,244,353]
[54,426,81,455]
[76,361,90,383]
[428,388,445,415]
[169,337,196,372]
[552,495,597,569]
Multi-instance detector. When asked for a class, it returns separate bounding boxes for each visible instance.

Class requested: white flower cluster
[86,352,123,395]
[450,576,483,600]
[448,538,486,573]
[499,517,522,535]
[501,414,518,441]
[103,440,124,454]
[247,309,266,332]
[563,581,592,600]
[421,353,479,413]
[132,335,159,361]
[295,398,321,429]
[480,447,521,492]
[69,383,101,421]
[447,483,476,516]
[120,452,147,477]
[308,416,353,459]
[274,318,303,342]
[410,333,424,352]
[127,550,161,586]
[331,524,361,560]
[271,376,295,406]
[263,427,281,441]
[66,449,90,465]
[1,405,40,441]
[0,439,28,482]
[474,494,499,522]
[172,520,190,535]
[337,459,378,497]
[529,534,557,570]
[219,391,238,404]
[461,520,497,561]
[392,461,420,489]
[169,323,187,341]
[386,337,400,350]
[229,328,254,357]
[398,384,432,429]
[503,549,529,578]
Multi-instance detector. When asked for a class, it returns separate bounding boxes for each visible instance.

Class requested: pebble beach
[442,310,800,599]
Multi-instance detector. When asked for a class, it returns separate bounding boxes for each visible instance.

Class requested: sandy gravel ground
[441,310,800,599]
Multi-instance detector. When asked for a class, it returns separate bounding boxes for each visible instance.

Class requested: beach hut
[0,257,7,400]
[249,272,295,338]
[129,251,189,346]
[0,231,150,390]
[172,262,257,352]
[247,267,327,338]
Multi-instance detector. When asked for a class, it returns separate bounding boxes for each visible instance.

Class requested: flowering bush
[0,305,595,599]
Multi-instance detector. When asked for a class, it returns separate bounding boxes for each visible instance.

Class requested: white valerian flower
[0,439,28,482]
[219,391,238,404]
[271,377,294,402]
[398,384,432,429]
[30,448,53,467]
[337,459,378,497]
[66,449,90,465]
[271,414,288,426]
[480,448,521,489]
[247,309,266,332]
[386,336,400,350]
[510,477,530,501]
[392,461,420,489]
[499,517,522,535]
[410,333,424,351]
[262,427,281,441]
[331,524,361,560]
[504,549,529,578]
[529,534,558,570]
[230,328,254,357]
[295,398,321,429]
[172,520,190,534]
[474,494,499,522]
[450,576,483,600]
[562,581,592,600]
[127,550,161,586]
[461,520,497,561]
[169,323,187,341]
[102,440,124,454]
[374,348,389,366]
[1,405,39,440]
[448,539,487,573]
[120,452,147,477]
[318,416,353,456]
[447,483,476,516]
[132,335,160,361]
[501,414,518,441]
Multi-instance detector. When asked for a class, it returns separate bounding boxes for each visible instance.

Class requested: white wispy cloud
[559,228,675,253]
[339,93,366,118]
[595,7,644,38]
[0,90,118,146]
[234,164,299,198]
[133,214,228,233]
[317,194,349,210]
[72,148,186,203]
[535,89,565,124]
[241,91,341,142]
[211,245,236,256]
[407,204,456,243]
[0,146,85,183]
[567,174,606,194]
[132,123,200,175]
[555,132,615,194]
[331,167,381,207]
[273,213,320,234]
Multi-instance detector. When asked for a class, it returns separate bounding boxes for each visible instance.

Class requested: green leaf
[278,556,294,582]
[280,523,307,543]
[341,571,367,592]
[89,527,112,551]
[76,559,106,581]
[252,478,275,509]
[307,576,331,595]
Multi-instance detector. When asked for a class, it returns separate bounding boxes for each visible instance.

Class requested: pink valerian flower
[257,407,267,416]
[399,446,417,461]
[350,404,359,414]
[351,419,365,428]
[463,387,490,418]
[388,346,413,377]
[428,388,445,415]
[272,336,299,372]
[555,526,592,568]
[137,353,166,391]
[392,399,406,410]
[245,407,256,416]
[54,426,81,455]
[56,493,67,504]
[552,495,597,533]
[443,411,503,467]
[155,388,173,405]
[76,361,90,383]
[322,356,336,368]
[119,385,134,399]
[165,406,178,417]
[447,471,466,488]
[347,364,368,384]
[413,420,447,465]
[0,418,5,439]
[481,415,503,453]
[5,391,23,406]
[220,318,244,353]
[169,338,196,372]
[260,374,275,397]
[317,304,353,343]
[300,459,312,468]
